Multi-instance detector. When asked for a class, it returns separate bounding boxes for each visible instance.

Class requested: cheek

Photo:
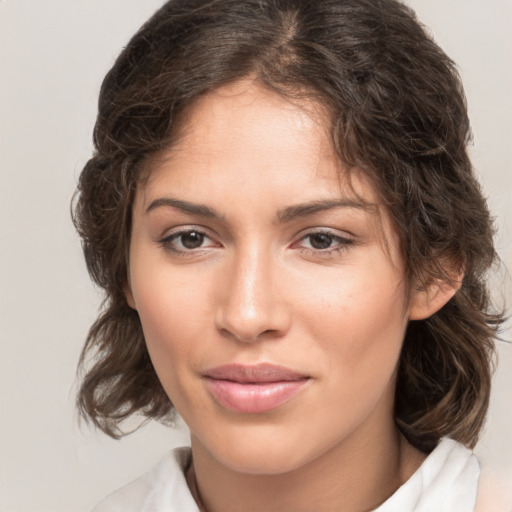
[295,257,408,380]
[129,258,210,376]
[132,275,209,416]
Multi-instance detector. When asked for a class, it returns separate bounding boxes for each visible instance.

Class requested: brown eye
[295,230,354,258]
[308,233,334,250]
[160,228,217,254]
[179,231,205,249]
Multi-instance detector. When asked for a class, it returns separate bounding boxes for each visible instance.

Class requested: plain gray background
[0,1,510,510]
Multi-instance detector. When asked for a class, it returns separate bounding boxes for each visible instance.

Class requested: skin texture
[126,80,457,511]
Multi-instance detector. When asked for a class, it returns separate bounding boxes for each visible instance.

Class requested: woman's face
[127,80,419,474]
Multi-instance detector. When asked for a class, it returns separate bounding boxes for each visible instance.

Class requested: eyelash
[158,228,354,258]
[294,230,354,258]
[159,228,217,256]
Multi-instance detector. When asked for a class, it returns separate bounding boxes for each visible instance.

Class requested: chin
[196,424,325,476]
[216,446,305,475]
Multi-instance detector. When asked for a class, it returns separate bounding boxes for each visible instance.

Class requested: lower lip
[205,378,309,413]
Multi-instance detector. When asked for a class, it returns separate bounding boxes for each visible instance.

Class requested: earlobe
[409,275,463,320]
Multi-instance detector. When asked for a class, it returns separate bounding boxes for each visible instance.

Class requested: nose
[214,247,291,343]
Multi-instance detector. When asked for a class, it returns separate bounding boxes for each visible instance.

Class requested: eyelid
[293,226,355,243]
[290,227,356,256]
[158,225,221,253]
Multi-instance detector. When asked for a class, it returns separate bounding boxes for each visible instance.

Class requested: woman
[73,0,503,510]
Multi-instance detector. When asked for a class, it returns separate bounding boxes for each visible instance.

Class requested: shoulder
[91,447,199,512]
[375,438,480,512]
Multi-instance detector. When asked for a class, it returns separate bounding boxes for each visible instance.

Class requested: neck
[188,418,425,512]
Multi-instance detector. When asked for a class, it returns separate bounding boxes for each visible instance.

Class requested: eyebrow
[145,197,369,223]
[146,197,222,219]
[276,199,370,223]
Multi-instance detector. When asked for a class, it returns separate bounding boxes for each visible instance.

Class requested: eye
[304,232,337,250]
[159,228,218,254]
[176,230,206,249]
[295,230,354,256]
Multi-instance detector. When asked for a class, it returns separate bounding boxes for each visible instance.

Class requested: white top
[92,438,480,512]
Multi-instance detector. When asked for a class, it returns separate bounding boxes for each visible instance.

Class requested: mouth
[203,363,311,413]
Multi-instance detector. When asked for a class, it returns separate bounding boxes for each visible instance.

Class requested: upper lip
[203,363,308,383]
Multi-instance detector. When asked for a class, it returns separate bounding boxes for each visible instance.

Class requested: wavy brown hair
[73,0,503,450]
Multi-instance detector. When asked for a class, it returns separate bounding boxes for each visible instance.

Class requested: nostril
[217,327,237,341]
[216,325,284,344]
[260,329,280,338]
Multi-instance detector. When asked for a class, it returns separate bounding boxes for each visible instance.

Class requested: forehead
[140,79,381,207]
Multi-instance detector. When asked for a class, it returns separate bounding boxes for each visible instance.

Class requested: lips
[203,363,310,413]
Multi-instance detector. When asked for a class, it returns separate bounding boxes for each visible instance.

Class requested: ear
[409,274,463,320]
